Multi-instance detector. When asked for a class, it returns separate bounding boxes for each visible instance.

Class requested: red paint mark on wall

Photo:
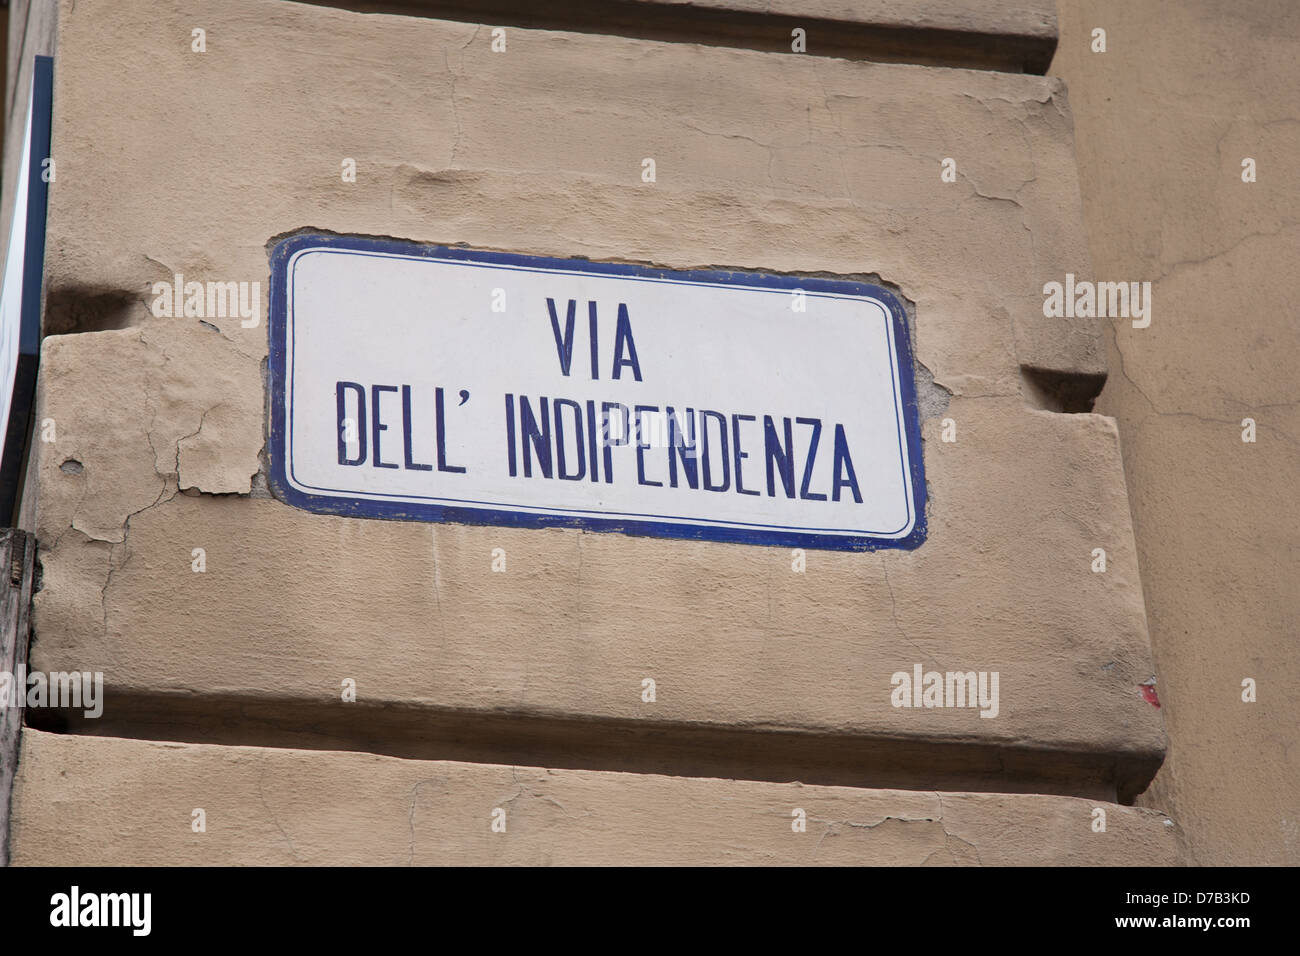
[1139,683,1161,708]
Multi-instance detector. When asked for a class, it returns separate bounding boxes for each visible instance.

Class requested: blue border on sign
[0,55,54,523]
[19,57,53,361]
[268,234,928,551]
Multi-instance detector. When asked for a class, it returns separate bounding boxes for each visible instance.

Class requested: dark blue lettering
[600,402,629,484]
[635,404,662,486]
[612,303,643,381]
[435,387,466,473]
[831,423,862,503]
[763,415,795,498]
[505,393,517,476]
[402,385,433,471]
[520,396,552,478]
[586,400,600,482]
[371,385,399,469]
[667,406,699,489]
[547,298,578,376]
[554,398,586,481]
[336,381,366,465]
[701,410,730,492]
[733,414,759,496]
[796,417,826,500]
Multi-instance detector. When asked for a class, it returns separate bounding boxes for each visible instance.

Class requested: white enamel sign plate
[269,236,927,551]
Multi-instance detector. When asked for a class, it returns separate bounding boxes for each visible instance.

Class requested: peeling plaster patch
[248,472,274,499]
[34,318,263,553]
[913,361,951,422]
[177,403,255,494]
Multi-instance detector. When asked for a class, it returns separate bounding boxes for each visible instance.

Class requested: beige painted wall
[1052,1,1300,865]
[11,729,1184,866]
[1,0,1201,865]
[23,0,1160,796]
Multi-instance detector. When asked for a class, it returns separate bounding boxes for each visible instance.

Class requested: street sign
[269,236,926,550]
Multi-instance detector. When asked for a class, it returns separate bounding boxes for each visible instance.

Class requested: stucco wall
[3,0,1180,865]
[11,729,1183,866]
[1052,0,1300,865]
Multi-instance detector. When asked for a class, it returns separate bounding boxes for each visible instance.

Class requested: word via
[546,298,642,382]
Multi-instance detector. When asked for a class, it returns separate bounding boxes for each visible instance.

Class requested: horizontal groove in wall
[300,0,1056,74]
[27,692,1159,804]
